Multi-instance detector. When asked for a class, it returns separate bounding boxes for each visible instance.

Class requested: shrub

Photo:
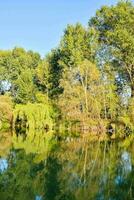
[0,95,13,131]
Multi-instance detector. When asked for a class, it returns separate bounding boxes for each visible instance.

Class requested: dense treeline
[0,1,134,138]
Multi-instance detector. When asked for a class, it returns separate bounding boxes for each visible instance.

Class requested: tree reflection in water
[0,133,134,200]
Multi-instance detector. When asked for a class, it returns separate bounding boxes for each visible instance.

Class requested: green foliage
[1,2,134,137]
[0,47,41,103]
[0,95,13,131]
[36,49,63,99]
[13,103,54,133]
[15,68,36,103]
[89,0,134,96]
[60,23,96,67]
[58,59,103,129]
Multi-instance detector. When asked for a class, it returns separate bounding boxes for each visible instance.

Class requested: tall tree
[59,59,103,126]
[89,0,134,97]
[0,47,41,103]
[60,23,97,67]
[36,49,63,99]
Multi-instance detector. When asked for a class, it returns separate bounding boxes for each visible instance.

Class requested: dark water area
[0,132,134,200]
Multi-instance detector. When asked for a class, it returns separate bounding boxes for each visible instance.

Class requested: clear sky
[0,0,131,56]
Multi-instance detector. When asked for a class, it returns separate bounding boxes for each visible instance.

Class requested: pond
[0,132,134,200]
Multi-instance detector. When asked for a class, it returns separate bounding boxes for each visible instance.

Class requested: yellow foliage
[0,95,13,130]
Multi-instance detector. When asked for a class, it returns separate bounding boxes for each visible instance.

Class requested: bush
[0,95,13,131]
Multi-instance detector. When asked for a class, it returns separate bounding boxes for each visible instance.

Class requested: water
[0,132,134,200]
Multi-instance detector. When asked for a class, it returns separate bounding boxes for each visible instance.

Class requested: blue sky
[0,0,130,56]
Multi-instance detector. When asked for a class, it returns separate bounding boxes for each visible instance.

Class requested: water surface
[0,132,134,200]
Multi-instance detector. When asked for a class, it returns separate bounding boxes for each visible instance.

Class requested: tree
[0,95,13,130]
[59,59,103,129]
[60,23,97,67]
[89,0,134,97]
[36,49,63,99]
[15,68,36,104]
[0,47,41,103]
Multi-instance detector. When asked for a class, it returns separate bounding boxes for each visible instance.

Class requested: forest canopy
[0,0,134,138]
